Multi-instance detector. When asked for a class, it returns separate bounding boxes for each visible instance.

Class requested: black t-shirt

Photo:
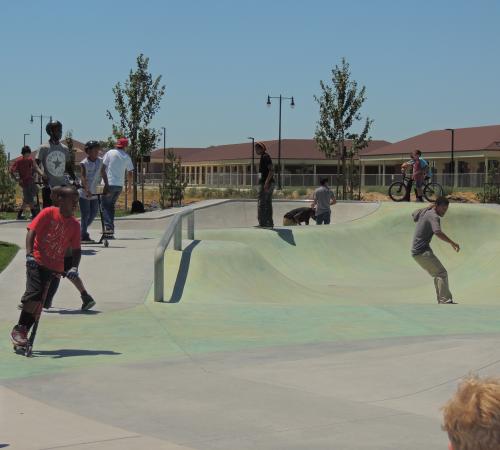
[284,207,315,222]
[259,153,274,184]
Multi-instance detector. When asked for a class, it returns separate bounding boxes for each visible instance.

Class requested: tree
[0,142,16,211]
[314,58,372,199]
[107,53,166,202]
[64,130,76,171]
[159,150,187,208]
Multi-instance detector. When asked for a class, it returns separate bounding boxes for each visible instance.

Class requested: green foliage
[64,130,76,169]
[314,57,373,200]
[159,150,187,208]
[0,142,16,211]
[0,241,19,273]
[479,166,500,203]
[107,53,166,202]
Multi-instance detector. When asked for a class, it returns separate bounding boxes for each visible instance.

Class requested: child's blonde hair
[442,375,500,450]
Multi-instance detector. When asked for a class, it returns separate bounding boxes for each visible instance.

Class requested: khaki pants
[413,250,453,303]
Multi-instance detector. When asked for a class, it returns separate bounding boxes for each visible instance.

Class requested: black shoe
[16,212,24,220]
[81,234,95,244]
[81,292,96,311]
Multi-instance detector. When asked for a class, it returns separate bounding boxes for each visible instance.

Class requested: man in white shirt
[102,137,134,234]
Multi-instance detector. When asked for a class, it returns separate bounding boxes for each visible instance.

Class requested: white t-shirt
[102,149,134,187]
[79,157,103,199]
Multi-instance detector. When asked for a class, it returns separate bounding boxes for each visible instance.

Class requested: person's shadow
[45,309,101,315]
[35,349,121,359]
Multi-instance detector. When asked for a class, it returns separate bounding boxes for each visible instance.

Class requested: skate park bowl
[2,200,500,449]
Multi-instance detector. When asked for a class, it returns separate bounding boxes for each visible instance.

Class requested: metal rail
[154,208,195,302]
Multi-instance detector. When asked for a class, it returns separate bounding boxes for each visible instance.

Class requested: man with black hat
[35,120,76,208]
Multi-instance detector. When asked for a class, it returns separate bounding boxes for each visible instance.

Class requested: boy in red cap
[101,137,134,235]
[11,186,81,347]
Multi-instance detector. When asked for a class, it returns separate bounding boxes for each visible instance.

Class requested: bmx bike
[388,173,444,202]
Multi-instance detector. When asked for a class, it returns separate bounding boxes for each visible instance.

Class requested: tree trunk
[132,156,138,203]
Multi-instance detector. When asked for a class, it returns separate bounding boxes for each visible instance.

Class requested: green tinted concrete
[2,203,500,381]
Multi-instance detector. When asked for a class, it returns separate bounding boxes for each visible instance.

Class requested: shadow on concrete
[270,228,296,246]
[114,237,155,241]
[170,240,201,304]
[35,349,121,359]
[81,249,98,256]
[45,309,101,315]
[0,444,9,448]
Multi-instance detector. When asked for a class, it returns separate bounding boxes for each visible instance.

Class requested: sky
[0,0,499,154]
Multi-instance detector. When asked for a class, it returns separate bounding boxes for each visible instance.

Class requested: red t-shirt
[10,158,34,186]
[28,207,81,272]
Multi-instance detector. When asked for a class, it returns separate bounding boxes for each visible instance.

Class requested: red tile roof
[151,139,390,163]
[363,124,500,157]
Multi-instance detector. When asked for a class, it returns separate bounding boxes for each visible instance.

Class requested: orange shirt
[28,207,80,272]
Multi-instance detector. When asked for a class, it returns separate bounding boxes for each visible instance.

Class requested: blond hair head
[442,375,500,450]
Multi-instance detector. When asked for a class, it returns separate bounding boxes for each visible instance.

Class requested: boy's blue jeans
[102,186,122,232]
[79,196,99,238]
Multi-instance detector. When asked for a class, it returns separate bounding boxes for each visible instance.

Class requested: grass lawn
[0,242,19,273]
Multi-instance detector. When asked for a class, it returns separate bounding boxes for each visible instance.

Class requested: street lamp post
[266,94,295,190]
[161,126,167,176]
[30,114,52,145]
[247,137,255,187]
[23,133,30,146]
[445,128,455,186]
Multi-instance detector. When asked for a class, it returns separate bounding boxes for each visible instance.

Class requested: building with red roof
[361,124,500,187]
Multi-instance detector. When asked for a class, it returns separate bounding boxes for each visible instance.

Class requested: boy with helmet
[35,120,77,208]
[79,141,109,242]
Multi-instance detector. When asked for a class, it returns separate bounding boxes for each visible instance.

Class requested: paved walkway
[1,201,499,449]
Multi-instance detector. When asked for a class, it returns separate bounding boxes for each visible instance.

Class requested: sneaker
[81,235,95,244]
[16,212,25,220]
[11,325,28,347]
[81,292,96,311]
[438,299,457,304]
[43,296,52,309]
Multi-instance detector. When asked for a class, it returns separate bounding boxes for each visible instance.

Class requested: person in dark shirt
[255,142,275,227]
[283,207,316,226]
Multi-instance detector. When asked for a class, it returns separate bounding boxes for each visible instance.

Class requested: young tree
[314,58,372,199]
[0,142,16,211]
[159,150,187,208]
[64,130,76,173]
[107,53,166,202]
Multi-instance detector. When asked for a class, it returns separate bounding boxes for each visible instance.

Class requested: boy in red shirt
[9,146,43,220]
[11,187,81,347]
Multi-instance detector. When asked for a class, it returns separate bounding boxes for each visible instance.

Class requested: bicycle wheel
[423,182,444,202]
[388,181,407,202]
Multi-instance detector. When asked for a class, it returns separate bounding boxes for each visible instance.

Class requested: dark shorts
[21,265,54,305]
[22,182,37,204]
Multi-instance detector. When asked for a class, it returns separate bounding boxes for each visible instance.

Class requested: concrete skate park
[1,200,500,450]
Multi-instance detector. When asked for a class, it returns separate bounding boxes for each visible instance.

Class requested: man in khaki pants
[411,197,460,304]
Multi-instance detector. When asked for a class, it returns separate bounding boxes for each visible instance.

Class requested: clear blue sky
[1,0,499,154]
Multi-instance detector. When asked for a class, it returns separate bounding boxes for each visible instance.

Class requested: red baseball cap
[116,137,129,149]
